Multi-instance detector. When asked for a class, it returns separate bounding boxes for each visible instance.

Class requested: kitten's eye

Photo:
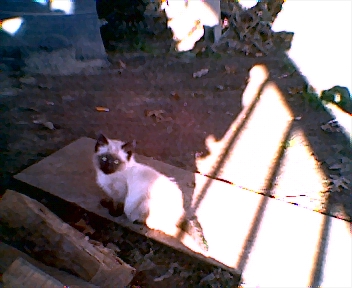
[114,160,119,165]
[101,156,107,162]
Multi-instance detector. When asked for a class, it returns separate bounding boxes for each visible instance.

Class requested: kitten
[93,134,208,251]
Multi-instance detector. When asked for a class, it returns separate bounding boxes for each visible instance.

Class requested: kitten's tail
[179,216,209,252]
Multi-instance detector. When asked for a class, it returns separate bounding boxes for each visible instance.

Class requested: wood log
[0,190,135,288]
[2,257,64,288]
[0,243,98,288]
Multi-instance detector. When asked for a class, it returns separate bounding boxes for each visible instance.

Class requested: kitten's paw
[132,220,145,225]
[181,217,209,252]
[100,197,112,208]
[100,198,124,217]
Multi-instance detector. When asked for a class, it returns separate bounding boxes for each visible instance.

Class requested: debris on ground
[321,119,341,133]
[193,68,209,78]
[213,0,290,56]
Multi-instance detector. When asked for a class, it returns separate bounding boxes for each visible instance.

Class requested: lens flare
[50,0,75,15]
[1,17,24,36]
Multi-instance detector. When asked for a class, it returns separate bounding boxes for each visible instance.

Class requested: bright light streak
[324,102,352,140]
[33,0,48,5]
[272,1,352,95]
[238,0,258,9]
[1,17,24,36]
[50,0,75,15]
[196,65,295,192]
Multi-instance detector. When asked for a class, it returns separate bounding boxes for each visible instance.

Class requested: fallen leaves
[199,268,234,285]
[32,116,56,130]
[224,65,236,74]
[288,86,303,95]
[96,106,110,112]
[327,156,351,174]
[328,175,350,192]
[193,68,209,78]
[144,109,172,123]
[154,263,180,282]
[73,218,95,235]
[19,76,37,86]
[329,163,343,170]
[186,182,196,188]
[170,91,180,101]
[118,59,126,69]
[321,119,341,133]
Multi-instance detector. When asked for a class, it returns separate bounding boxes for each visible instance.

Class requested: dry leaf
[288,87,303,95]
[200,272,216,283]
[278,73,289,79]
[43,121,55,130]
[328,174,350,192]
[33,117,56,130]
[74,218,96,235]
[180,271,192,278]
[96,106,110,112]
[154,263,179,282]
[106,242,121,253]
[195,151,203,158]
[170,91,180,101]
[138,258,157,272]
[321,120,341,133]
[187,182,196,188]
[193,68,209,78]
[118,60,126,69]
[145,109,172,123]
[329,163,343,170]
[166,125,173,134]
[19,76,36,85]
[224,65,236,74]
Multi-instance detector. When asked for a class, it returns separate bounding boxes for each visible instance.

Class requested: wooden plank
[14,137,352,287]
[0,190,135,288]
[0,243,98,288]
[2,257,64,288]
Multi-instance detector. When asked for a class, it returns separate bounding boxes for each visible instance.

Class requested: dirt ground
[1,33,351,286]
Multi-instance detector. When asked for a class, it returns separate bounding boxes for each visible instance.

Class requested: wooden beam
[0,242,98,288]
[0,190,135,288]
[2,257,64,288]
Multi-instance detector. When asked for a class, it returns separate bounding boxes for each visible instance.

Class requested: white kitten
[93,134,207,249]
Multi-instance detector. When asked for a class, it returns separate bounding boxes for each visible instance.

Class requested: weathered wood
[0,243,98,288]
[2,257,63,288]
[0,190,135,288]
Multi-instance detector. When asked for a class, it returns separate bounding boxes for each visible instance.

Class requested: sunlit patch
[0,17,24,36]
[272,1,351,95]
[196,65,294,193]
[164,0,220,52]
[33,0,48,5]
[324,102,352,139]
[271,127,327,212]
[50,0,75,15]
[238,0,258,9]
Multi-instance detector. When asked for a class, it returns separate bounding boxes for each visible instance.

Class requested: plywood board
[15,137,352,287]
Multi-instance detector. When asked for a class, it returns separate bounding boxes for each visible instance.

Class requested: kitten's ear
[121,140,136,160]
[95,133,109,152]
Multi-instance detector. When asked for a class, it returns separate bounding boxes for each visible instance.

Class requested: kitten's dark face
[97,153,123,175]
[94,134,134,175]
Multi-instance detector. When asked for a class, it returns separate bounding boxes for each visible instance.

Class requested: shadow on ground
[0,32,351,286]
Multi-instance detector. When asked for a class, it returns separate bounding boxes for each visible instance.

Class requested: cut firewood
[2,257,64,288]
[0,190,136,288]
[0,243,98,288]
